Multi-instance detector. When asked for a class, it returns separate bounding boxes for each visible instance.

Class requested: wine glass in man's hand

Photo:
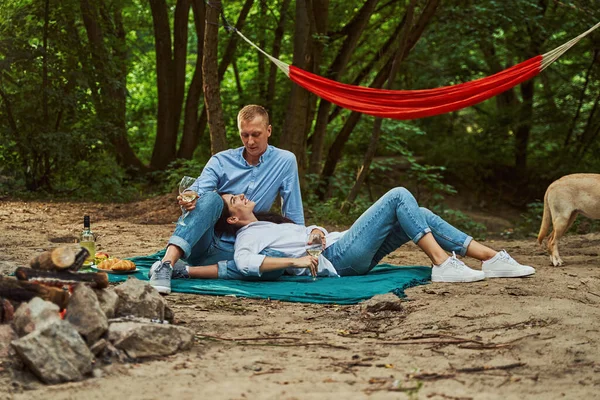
[178,176,198,226]
[305,233,324,280]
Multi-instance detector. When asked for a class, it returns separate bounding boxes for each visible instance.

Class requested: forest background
[0,0,598,238]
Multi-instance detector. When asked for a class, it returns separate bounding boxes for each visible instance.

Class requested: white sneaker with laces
[431,252,485,283]
[482,250,535,278]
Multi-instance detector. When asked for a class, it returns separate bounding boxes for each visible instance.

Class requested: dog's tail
[537,190,552,245]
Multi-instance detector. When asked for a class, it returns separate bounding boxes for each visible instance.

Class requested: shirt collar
[237,145,273,166]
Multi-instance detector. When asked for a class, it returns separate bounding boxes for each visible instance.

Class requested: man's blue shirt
[190,145,305,225]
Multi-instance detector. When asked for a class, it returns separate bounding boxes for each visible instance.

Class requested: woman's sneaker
[172,260,190,279]
[482,250,535,278]
[149,261,172,294]
[432,253,486,283]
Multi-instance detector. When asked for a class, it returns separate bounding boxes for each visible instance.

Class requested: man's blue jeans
[323,187,473,276]
[168,191,236,274]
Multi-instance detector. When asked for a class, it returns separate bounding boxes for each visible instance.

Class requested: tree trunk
[203,0,228,154]
[318,0,439,200]
[342,0,416,212]
[266,0,292,112]
[514,79,535,172]
[279,0,313,171]
[217,0,254,81]
[172,0,192,139]
[280,0,328,179]
[42,0,50,123]
[148,0,177,169]
[308,0,380,175]
[178,0,206,159]
[564,51,597,147]
[79,0,148,173]
[257,0,267,100]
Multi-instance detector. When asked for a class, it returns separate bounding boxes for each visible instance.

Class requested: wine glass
[306,233,324,281]
[178,176,198,226]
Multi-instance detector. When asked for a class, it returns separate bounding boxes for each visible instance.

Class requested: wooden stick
[0,277,69,310]
[0,298,15,323]
[14,267,109,289]
[30,246,76,271]
[455,362,526,373]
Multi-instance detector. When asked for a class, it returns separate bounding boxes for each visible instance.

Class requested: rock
[11,320,94,384]
[94,287,119,318]
[361,293,404,313]
[89,338,108,356]
[12,297,61,337]
[114,278,174,322]
[66,283,108,345]
[0,325,17,358]
[108,320,194,358]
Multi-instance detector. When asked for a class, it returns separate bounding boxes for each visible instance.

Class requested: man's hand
[292,255,318,277]
[177,193,198,211]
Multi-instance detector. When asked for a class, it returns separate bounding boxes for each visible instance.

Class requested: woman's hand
[293,255,318,277]
[177,194,198,211]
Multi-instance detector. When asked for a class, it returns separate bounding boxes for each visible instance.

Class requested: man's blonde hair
[237,105,270,129]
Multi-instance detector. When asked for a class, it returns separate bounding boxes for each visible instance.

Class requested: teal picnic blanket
[113,250,431,305]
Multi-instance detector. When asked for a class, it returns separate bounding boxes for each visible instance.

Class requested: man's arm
[279,155,305,225]
[189,156,222,195]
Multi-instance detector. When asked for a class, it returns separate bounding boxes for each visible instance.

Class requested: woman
[213,187,535,282]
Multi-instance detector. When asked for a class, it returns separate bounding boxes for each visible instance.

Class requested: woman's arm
[260,256,317,276]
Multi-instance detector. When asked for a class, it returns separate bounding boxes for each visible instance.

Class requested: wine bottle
[80,215,96,266]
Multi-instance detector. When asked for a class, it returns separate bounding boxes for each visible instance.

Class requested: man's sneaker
[172,260,190,279]
[482,250,535,278]
[149,260,172,294]
[432,253,486,283]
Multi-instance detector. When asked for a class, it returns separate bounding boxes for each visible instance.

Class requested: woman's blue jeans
[323,187,472,276]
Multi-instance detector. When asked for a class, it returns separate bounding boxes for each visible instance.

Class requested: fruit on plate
[94,252,110,264]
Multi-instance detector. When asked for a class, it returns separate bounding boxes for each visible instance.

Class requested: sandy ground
[0,197,599,400]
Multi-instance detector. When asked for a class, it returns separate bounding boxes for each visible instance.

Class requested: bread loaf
[97,258,136,271]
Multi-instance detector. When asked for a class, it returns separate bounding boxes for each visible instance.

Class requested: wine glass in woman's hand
[306,233,324,280]
[177,176,198,226]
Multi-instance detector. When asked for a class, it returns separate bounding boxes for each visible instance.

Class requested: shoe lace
[447,252,466,270]
[497,250,519,265]
[154,261,172,279]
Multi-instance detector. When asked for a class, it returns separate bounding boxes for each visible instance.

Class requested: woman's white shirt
[234,221,344,278]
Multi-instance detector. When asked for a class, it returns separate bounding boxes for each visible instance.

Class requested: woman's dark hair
[214,195,295,235]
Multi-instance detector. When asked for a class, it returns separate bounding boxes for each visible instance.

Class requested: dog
[537,173,600,266]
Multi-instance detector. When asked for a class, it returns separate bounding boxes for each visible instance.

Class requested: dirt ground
[1,197,599,400]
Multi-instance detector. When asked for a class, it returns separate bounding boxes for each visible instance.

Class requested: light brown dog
[537,173,600,266]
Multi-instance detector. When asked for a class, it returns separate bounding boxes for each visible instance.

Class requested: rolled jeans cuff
[459,235,473,257]
[218,260,231,279]
[168,236,191,259]
[412,227,432,245]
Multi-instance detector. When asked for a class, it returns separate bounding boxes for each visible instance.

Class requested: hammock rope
[233,22,600,120]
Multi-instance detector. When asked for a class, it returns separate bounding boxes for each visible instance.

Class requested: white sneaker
[482,250,535,278]
[431,253,485,283]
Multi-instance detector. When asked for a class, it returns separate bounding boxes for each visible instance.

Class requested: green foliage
[0,0,598,237]
[509,201,600,239]
[157,158,206,194]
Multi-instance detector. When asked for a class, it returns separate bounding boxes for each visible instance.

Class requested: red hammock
[236,22,600,120]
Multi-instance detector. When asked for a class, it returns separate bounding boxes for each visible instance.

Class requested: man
[149,105,304,294]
